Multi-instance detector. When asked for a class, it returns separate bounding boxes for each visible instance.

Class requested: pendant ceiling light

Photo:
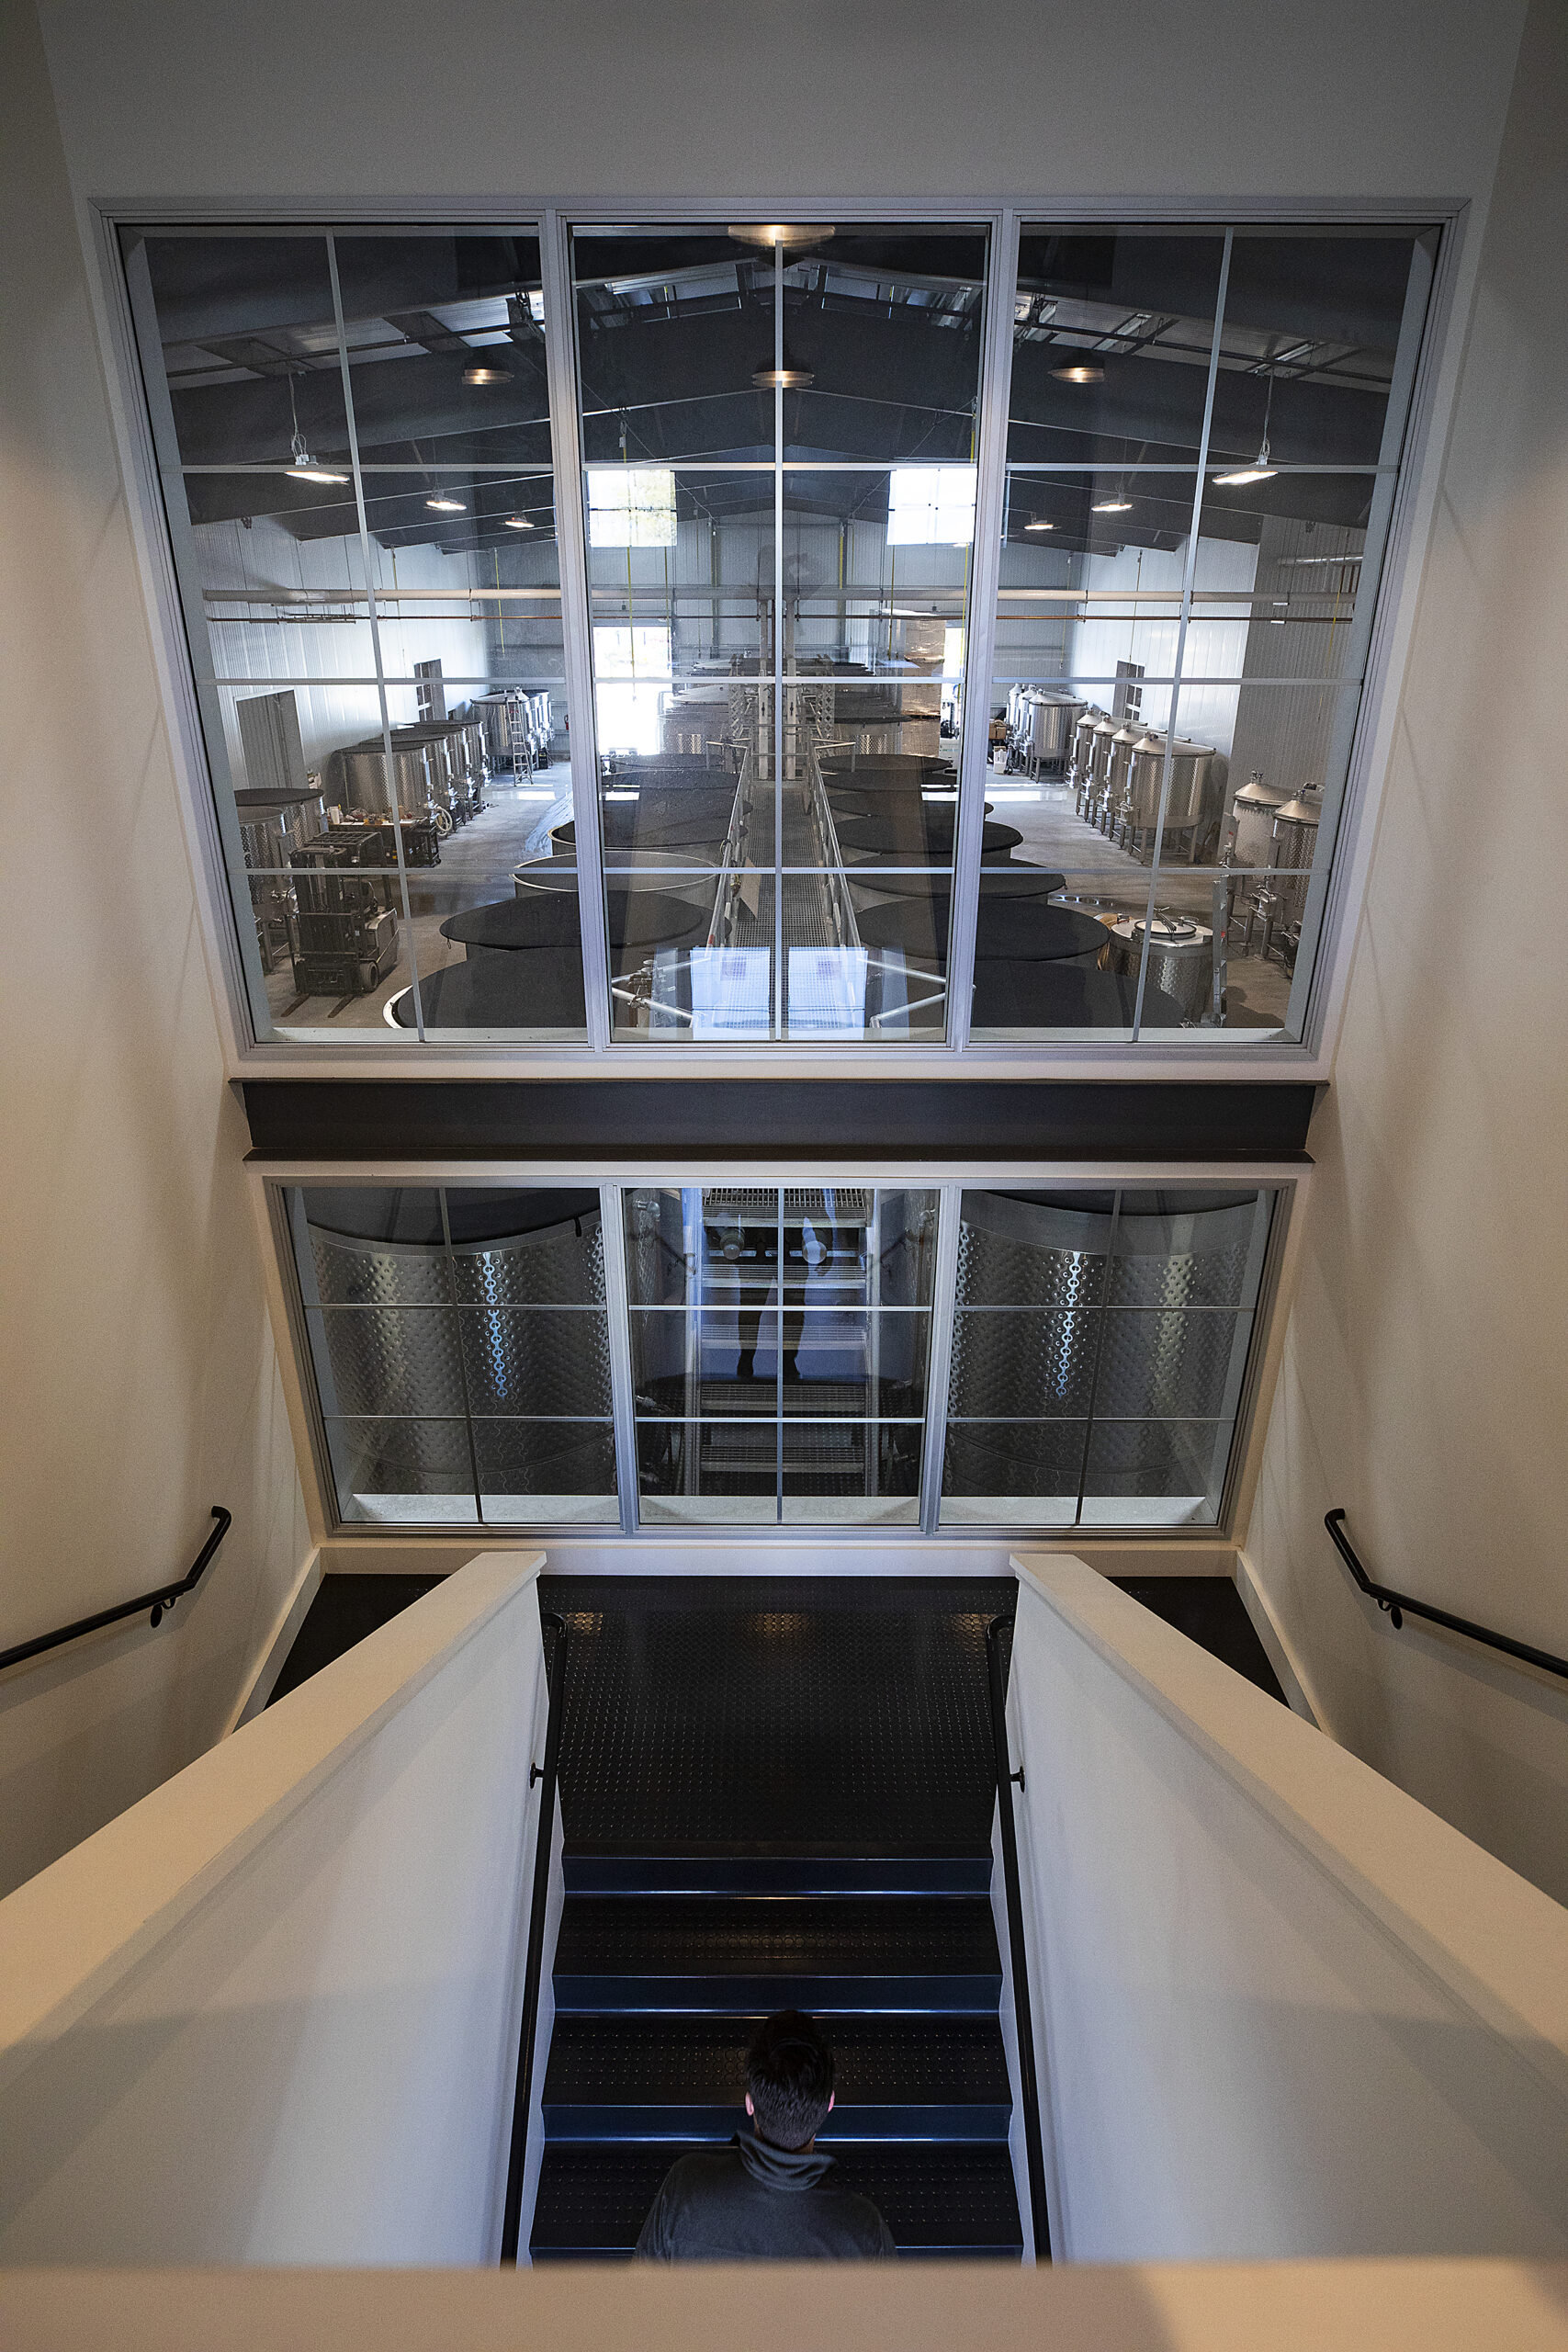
[1052,360,1103,384]
[1024,518,1055,531]
[503,514,534,529]
[728,222,835,250]
[753,351,814,390]
[1092,483,1132,513]
[1213,368,1280,485]
[283,371,347,483]
[462,361,513,386]
[426,496,467,513]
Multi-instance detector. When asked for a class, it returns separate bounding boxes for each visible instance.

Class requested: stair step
[565,1854,993,1896]
[553,1894,1001,2015]
[544,2014,1011,2143]
[530,2143,1023,2260]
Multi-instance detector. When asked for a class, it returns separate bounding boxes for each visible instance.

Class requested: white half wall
[0,0,310,1899]
[1240,0,1568,1907]
[1006,1555,1568,2263]
[0,1551,547,2266]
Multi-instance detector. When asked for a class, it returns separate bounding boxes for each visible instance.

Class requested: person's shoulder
[818,2182,898,2254]
[661,2147,745,2190]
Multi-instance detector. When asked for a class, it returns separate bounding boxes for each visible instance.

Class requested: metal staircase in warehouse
[526,1576,1026,2261]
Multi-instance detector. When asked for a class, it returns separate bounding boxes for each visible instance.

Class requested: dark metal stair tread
[564,1852,993,1893]
[555,1894,1000,1975]
[530,2143,1022,2256]
[544,2015,1011,2106]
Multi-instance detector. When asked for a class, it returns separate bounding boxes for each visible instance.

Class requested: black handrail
[501,1610,568,2265]
[986,1615,1052,2261]
[0,1506,232,1677]
[1325,1510,1568,1684]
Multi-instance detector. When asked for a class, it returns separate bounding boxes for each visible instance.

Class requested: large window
[281,1178,1282,1533]
[120,212,1438,1055]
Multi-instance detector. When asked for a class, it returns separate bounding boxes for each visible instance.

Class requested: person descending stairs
[528,1575,1026,2261]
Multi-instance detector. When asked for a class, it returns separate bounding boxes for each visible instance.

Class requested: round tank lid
[1164,737,1215,758]
[1275,790,1324,825]
[1111,722,1141,743]
[1091,713,1120,734]
[1234,775,1289,808]
[1109,910,1208,947]
[1131,732,1166,754]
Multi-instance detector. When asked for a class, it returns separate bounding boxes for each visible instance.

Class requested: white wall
[32,1,1527,209]
[0,1553,547,2265]
[1007,1555,1568,2264]
[0,1,310,1898]
[1240,0,1568,1907]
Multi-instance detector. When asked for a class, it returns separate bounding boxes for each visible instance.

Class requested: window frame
[254,1158,1305,1546]
[94,196,1467,1080]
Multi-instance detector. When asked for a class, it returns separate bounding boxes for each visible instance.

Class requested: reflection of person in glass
[719,1219,807,1382]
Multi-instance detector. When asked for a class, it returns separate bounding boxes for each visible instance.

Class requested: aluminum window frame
[254,1158,1305,1546]
[92,195,1469,1083]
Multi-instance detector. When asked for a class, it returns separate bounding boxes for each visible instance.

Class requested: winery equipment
[1102,721,1142,831]
[1104,909,1218,1023]
[299,1189,613,1506]
[234,784,325,974]
[1071,706,1105,812]
[1225,771,1291,869]
[942,1186,1266,1505]
[288,828,401,1000]
[328,741,443,828]
[1117,735,1222,864]
[1010,688,1084,778]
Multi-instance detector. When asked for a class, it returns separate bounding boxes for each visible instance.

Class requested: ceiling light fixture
[283,371,348,483]
[1052,361,1103,384]
[462,362,513,386]
[1024,518,1055,531]
[1092,493,1132,514]
[753,355,814,390]
[503,514,534,529]
[728,222,835,250]
[426,496,467,513]
[1213,369,1279,486]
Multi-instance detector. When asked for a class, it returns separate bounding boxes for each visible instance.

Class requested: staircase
[528,1577,1025,2261]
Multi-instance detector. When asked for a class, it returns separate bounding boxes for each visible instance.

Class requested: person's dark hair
[745,2009,836,2150]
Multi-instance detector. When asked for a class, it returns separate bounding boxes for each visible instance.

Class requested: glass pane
[940,1422,1086,1525]
[1110,1189,1270,1306]
[323,1418,478,1524]
[1079,1419,1230,1525]
[460,1307,613,1419]
[291,1185,615,1525]
[332,232,551,474]
[1214,231,1426,473]
[1008,228,1228,469]
[474,1420,618,1521]
[130,231,351,472]
[1091,1311,1252,1419]
[446,1188,605,1303]
[781,1423,923,1524]
[300,1187,450,1302]
[310,1306,464,1418]
[940,1185,1273,1528]
[637,1420,780,1525]
[949,1308,1100,1418]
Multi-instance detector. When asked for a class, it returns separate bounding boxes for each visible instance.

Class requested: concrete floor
[264,755,1290,1036]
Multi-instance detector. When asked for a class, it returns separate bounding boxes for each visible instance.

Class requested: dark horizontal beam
[243,1079,1317,1163]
